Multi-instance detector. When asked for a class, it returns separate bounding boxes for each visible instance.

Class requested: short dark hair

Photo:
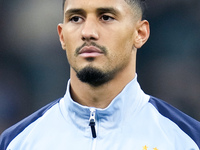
[62,0,146,19]
[125,0,147,19]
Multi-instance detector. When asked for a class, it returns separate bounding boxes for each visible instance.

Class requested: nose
[81,17,99,42]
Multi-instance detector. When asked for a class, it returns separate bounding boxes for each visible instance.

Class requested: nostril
[81,36,97,41]
[82,37,86,41]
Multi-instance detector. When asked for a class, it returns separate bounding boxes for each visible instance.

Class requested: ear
[134,20,150,49]
[57,23,66,50]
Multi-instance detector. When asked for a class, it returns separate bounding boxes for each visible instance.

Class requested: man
[0,0,200,149]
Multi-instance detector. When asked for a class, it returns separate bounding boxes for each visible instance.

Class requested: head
[58,0,150,87]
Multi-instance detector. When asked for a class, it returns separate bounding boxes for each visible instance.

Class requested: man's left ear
[134,20,150,49]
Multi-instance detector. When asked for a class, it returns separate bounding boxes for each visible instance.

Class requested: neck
[70,61,136,109]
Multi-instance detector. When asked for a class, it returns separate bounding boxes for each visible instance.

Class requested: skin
[58,0,150,108]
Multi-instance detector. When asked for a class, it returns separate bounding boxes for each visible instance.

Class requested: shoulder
[148,96,200,148]
[0,98,61,150]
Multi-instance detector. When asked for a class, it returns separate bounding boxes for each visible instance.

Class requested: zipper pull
[89,108,97,138]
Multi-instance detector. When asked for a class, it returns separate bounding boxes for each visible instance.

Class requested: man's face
[58,0,143,86]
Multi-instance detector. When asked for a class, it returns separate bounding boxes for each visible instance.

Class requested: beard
[75,66,114,87]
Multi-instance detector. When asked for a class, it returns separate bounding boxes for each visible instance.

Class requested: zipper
[92,138,97,150]
[89,108,97,138]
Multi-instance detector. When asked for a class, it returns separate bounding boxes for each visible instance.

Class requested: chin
[75,66,113,87]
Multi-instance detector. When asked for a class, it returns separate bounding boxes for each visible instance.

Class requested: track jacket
[1,76,200,150]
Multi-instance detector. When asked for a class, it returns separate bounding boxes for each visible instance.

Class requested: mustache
[75,42,107,56]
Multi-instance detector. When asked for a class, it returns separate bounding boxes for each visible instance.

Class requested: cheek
[62,30,78,59]
[107,32,134,65]
[63,39,76,66]
[64,33,75,50]
[109,26,134,48]
[111,32,134,55]
[62,26,81,49]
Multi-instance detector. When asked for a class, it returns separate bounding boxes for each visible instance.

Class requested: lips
[78,46,104,57]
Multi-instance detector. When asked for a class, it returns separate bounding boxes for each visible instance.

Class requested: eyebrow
[96,7,120,16]
[65,7,120,17]
[65,8,86,17]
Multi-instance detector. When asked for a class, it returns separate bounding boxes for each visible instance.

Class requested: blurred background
[0,0,200,133]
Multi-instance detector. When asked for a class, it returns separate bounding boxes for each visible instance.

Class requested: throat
[70,81,115,109]
[70,66,135,109]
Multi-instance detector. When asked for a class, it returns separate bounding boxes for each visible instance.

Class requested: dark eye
[101,15,114,22]
[70,16,83,23]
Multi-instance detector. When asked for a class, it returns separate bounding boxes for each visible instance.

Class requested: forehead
[64,0,133,14]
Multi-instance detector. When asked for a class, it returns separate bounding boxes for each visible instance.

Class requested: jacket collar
[61,74,149,137]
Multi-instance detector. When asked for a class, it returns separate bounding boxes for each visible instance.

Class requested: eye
[101,15,114,22]
[69,16,83,23]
